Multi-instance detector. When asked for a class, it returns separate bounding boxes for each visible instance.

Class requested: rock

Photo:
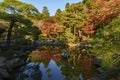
[15,63,42,80]
[0,57,25,79]
[94,58,101,68]
[0,57,6,67]
[61,50,70,59]
[22,45,36,51]
[96,68,104,74]
[0,57,10,79]
[54,40,62,46]
[0,68,10,78]
[6,58,25,71]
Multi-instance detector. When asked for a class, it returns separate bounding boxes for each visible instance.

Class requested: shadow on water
[11,47,96,80]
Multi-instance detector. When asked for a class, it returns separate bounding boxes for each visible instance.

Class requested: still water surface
[12,48,95,80]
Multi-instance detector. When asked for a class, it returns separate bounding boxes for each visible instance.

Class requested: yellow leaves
[103,30,109,36]
[24,35,33,40]
[41,33,47,37]
[82,36,90,41]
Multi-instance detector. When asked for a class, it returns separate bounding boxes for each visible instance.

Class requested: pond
[11,47,96,80]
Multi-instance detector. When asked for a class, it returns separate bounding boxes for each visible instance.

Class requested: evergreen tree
[55,9,62,22]
[0,0,40,48]
[42,6,50,19]
[60,2,85,38]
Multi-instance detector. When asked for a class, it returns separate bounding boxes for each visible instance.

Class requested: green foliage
[0,0,41,48]
[61,2,85,28]
[57,2,89,44]
[41,6,50,19]
[58,2,88,41]
[91,14,120,79]
[63,28,76,44]
[0,0,120,79]
[94,14,120,44]
[92,43,120,67]
[0,0,40,19]
[92,43,120,79]
[13,26,41,41]
[65,3,70,12]
[55,9,62,22]
[0,0,40,21]
[82,0,93,7]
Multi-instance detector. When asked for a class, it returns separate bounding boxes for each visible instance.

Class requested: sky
[21,0,82,16]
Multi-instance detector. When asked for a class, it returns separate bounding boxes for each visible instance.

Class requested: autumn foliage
[39,18,63,36]
[81,0,120,35]
[29,48,61,62]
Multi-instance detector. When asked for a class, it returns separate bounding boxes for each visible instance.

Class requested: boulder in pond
[61,50,70,59]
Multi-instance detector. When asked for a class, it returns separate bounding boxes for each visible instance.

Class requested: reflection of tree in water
[60,57,81,80]
[28,47,96,80]
[60,53,96,80]
[59,48,82,80]
[80,56,96,80]
[29,48,62,62]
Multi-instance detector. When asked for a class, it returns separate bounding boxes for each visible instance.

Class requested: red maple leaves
[81,0,120,35]
[39,18,62,36]
[81,24,95,35]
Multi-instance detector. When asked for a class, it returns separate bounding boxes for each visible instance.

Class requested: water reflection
[12,48,96,80]
[39,60,65,80]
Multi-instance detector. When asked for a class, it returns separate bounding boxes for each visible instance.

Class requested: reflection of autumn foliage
[29,48,61,62]
[39,18,63,36]
[82,0,120,35]
[80,56,96,80]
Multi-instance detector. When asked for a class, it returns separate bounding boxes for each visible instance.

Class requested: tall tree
[60,2,86,38]
[65,3,71,12]
[55,9,62,22]
[0,0,40,48]
[42,6,50,19]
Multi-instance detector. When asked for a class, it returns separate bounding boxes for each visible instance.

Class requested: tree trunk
[7,20,15,49]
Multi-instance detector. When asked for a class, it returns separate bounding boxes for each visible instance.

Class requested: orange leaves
[29,49,61,62]
[92,0,120,20]
[81,0,120,35]
[91,0,120,22]
[80,56,96,79]
[81,24,95,35]
[39,18,62,36]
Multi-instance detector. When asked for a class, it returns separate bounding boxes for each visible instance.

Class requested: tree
[0,22,7,38]
[0,0,40,48]
[65,3,71,12]
[13,26,41,41]
[55,9,62,22]
[39,17,63,39]
[81,0,120,38]
[59,2,86,42]
[92,29,120,79]
[42,6,50,19]
[82,0,93,8]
